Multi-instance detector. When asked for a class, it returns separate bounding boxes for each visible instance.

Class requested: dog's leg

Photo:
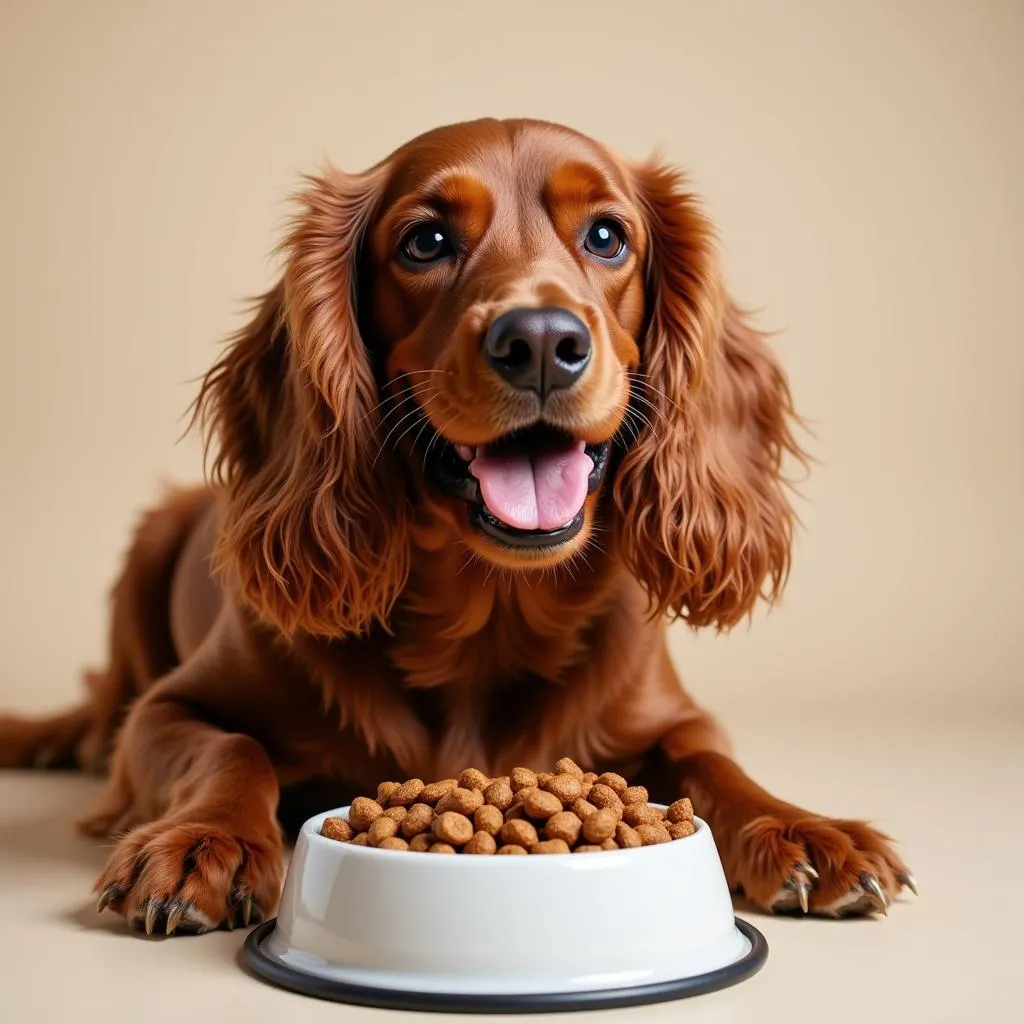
[652,712,915,917]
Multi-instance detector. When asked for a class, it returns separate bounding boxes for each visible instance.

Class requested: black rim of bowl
[241,917,768,1015]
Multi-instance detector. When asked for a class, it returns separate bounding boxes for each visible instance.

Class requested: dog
[0,118,912,934]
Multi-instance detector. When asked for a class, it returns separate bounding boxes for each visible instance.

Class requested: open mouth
[423,423,611,549]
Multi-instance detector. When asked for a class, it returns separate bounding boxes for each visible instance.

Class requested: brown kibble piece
[458,768,490,792]
[545,811,583,846]
[636,822,672,845]
[348,797,383,831]
[622,803,663,828]
[615,821,643,848]
[621,785,649,806]
[464,831,498,855]
[572,798,598,819]
[483,779,514,811]
[377,836,410,851]
[474,804,504,837]
[390,778,425,806]
[428,843,456,854]
[544,773,583,806]
[420,779,458,805]
[536,772,553,786]
[401,803,434,838]
[582,807,618,843]
[669,820,696,839]
[350,832,370,846]
[574,844,603,853]
[582,772,598,784]
[432,811,474,846]
[588,784,624,814]
[531,838,571,855]
[505,802,526,821]
[320,817,352,842]
[667,798,694,824]
[497,844,528,855]
[367,816,399,846]
[382,806,408,824]
[500,819,539,849]
[601,838,619,850]
[376,781,400,806]
[408,833,433,852]
[580,780,593,799]
[597,772,628,795]
[554,757,584,779]
[436,787,484,815]
[510,767,538,793]
[523,787,563,820]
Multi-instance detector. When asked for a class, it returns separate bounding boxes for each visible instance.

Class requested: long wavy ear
[613,160,804,629]
[193,165,410,638]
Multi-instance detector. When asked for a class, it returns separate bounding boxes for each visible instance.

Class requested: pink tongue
[470,443,593,531]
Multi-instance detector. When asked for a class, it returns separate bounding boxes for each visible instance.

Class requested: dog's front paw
[729,815,915,917]
[95,820,284,935]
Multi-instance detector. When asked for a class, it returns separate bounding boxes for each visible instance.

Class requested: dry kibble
[588,784,624,814]
[459,768,490,792]
[536,772,553,787]
[669,820,696,839]
[401,803,434,838]
[636,822,672,846]
[572,798,598,819]
[409,832,433,852]
[350,832,370,846]
[505,802,526,821]
[554,757,584,779]
[428,843,456,854]
[582,772,599,784]
[545,811,583,846]
[377,781,400,806]
[436,787,484,815]
[622,786,648,806]
[390,778,425,807]
[497,844,528,855]
[615,821,643,848]
[348,797,383,831]
[500,819,539,849]
[474,804,504,837]
[420,779,458,805]
[320,817,352,842]
[523,787,563,820]
[464,831,498,855]
[367,816,399,846]
[667,798,694,824]
[377,836,410,851]
[544,773,583,806]
[432,811,474,846]
[582,808,619,844]
[382,806,408,824]
[574,844,603,853]
[510,767,538,793]
[597,772,628,795]
[483,779,514,811]
[601,838,619,850]
[531,838,571,855]
[622,803,663,828]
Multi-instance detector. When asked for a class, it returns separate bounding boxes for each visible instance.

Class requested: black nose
[482,307,592,399]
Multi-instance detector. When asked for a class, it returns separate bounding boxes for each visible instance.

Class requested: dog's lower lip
[471,506,585,549]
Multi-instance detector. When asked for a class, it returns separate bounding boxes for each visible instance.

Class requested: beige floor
[1,710,1018,1024]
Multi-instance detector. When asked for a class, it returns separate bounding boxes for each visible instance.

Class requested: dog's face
[362,121,648,567]
[198,117,799,639]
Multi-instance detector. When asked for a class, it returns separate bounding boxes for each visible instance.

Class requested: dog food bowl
[243,805,767,1013]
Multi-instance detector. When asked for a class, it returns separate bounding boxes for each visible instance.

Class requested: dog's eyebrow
[391,171,493,219]
[545,160,629,210]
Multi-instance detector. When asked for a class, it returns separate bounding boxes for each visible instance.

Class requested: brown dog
[0,118,911,934]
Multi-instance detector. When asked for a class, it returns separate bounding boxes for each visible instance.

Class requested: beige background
[1,0,1021,724]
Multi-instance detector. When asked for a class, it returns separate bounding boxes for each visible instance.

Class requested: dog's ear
[613,159,804,629]
[194,165,410,638]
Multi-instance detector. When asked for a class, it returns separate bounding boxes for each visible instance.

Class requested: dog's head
[196,118,802,638]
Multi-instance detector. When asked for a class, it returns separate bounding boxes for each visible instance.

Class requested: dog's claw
[860,873,888,915]
[96,886,115,914]
[241,895,253,927]
[898,872,918,896]
[798,862,819,880]
[144,901,160,935]
[165,905,184,936]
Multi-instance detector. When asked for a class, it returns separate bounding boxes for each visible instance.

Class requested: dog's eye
[583,220,626,260]
[400,223,452,264]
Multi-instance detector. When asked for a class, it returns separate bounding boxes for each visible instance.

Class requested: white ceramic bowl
[243,805,766,1012]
